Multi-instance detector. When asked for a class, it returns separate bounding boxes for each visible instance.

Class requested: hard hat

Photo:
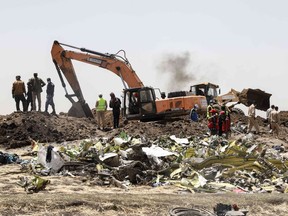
[194,104,199,109]
[209,99,216,104]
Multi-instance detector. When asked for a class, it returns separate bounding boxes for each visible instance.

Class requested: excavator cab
[123,87,159,121]
[190,82,220,104]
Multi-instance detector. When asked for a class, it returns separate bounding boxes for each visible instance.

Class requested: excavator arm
[51,40,207,121]
[51,40,144,117]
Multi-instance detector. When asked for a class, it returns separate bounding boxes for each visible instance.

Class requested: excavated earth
[1,110,288,215]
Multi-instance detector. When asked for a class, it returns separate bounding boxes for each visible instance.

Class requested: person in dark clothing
[26,80,33,111]
[109,92,121,128]
[30,73,46,111]
[12,75,27,112]
[45,78,56,114]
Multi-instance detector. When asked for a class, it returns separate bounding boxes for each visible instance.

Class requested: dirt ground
[1,110,288,215]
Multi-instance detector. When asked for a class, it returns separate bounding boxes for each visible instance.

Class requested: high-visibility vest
[207,105,212,118]
[96,98,106,111]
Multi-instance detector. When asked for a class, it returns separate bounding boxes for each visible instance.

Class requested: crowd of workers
[189,100,231,138]
[12,73,56,114]
[190,100,281,139]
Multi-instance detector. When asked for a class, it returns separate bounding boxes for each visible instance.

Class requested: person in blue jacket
[190,104,199,122]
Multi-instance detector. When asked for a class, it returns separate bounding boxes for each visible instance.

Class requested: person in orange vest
[95,94,107,130]
[208,106,218,135]
[12,75,27,112]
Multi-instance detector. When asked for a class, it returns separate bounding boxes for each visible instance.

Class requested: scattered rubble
[1,110,288,215]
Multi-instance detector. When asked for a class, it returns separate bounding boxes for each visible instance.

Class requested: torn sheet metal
[169,135,189,145]
[37,145,65,173]
[142,145,178,157]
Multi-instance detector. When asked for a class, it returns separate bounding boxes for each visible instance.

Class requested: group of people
[189,101,231,137]
[12,73,56,114]
[266,104,280,138]
[190,99,281,139]
[247,102,281,138]
[95,92,121,130]
[207,103,231,137]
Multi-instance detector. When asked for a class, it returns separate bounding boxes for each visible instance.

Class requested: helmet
[194,104,199,109]
[209,99,216,104]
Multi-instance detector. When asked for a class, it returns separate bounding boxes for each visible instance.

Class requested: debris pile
[15,129,288,194]
[0,110,288,197]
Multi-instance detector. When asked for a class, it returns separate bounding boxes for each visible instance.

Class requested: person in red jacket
[218,105,231,137]
[208,106,218,135]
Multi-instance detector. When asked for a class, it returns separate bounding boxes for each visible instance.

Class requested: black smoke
[157,52,197,91]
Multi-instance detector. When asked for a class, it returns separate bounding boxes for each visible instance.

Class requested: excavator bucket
[237,88,272,111]
[68,101,94,118]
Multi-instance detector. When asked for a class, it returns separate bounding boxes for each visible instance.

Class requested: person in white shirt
[266,105,275,130]
[270,106,280,138]
[247,101,260,134]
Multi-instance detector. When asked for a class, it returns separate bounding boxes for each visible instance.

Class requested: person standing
[208,106,218,135]
[266,105,275,131]
[45,78,56,114]
[29,73,46,111]
[190,104,199,122]
[26,80,33,111]
[109,92,121,128]
[218,105,226,136]
[218,105,231,137]
[247,101,260,134]
[270,106,280,139]
[96,94,107,130]
[12,75,27,112]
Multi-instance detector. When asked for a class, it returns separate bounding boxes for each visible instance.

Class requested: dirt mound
[0,112,98,148]
[0,110,286,149]
[0,111,210,149]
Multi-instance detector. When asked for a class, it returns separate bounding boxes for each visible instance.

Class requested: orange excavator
[51,41,207,121]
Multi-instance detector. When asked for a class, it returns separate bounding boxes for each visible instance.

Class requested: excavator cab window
[125,91,140,115]
[123,87,157,120]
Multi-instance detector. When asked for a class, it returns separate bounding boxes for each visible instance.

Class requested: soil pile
[1,110,288,150]
[0,111,211,149]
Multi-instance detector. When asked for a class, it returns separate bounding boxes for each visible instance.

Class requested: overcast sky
[1,0,287,116]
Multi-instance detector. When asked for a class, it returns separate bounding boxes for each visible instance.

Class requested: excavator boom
[51,41,144,117]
